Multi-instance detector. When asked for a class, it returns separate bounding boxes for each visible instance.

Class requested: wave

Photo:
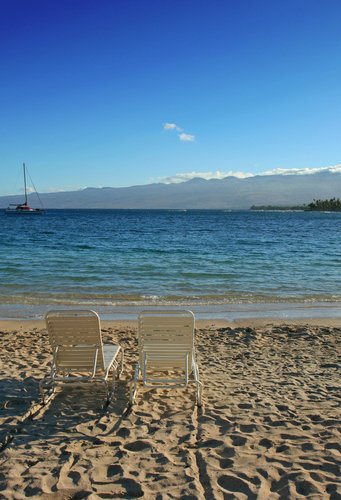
[0,291,340,307]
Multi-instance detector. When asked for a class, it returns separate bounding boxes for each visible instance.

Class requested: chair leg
[193,363,202,407]
[196,381,203,407]
[106,349,124,403]
[107,370,117,403]
[39,379,46,404]
[103,379,111,404]
[129,363,140,406]
[118,348,124,378]
[39,378,55,405]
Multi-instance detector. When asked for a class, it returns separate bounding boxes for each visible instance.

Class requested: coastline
[0,315,340,333]
[0,298,340,323]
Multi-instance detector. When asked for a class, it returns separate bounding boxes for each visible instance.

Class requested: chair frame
[40,310,124,404]
[129,310,202,406]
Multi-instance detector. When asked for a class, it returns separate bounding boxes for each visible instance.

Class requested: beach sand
[0,318,340,499]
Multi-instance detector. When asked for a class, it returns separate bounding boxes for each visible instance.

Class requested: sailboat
[5,163,44,214]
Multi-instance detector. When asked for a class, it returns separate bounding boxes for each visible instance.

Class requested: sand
[0,318,340,499]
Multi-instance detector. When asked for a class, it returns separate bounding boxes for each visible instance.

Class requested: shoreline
[0,316,339,333]
[0,299,340,323]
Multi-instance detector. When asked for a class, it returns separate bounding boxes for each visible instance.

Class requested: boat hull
[5,208,44,215]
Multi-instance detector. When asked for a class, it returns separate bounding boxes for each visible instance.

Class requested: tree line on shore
[307,198,341,211]
[251,198,341,211]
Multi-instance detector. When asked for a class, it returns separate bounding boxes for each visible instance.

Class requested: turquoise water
[0,209,340,319]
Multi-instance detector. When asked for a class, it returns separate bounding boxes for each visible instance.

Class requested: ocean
[0,209,340,320]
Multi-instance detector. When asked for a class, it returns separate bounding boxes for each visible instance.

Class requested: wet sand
[0,319,340,498]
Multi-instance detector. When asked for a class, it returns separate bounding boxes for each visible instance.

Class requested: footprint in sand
[295,476,324,496]
[24,485,43,497]
[218,474,255,498]
[276,444,290,453]
[154,453,170,465]
[114,478,144,497]
[239,424,257,433]
[259,438,273,449]
[307,414,324,423]
[216,446,236,458]
[124,440,152,452]
[198,439,224,449]
[326,483,339,496]
[301,442,315,451]
[231,435,247,446]
[219,457,234,468]
[58,448,71,464]
[325,442,341,453]
[67,470,81,485]
[238,403,253,409]
[107,464,124,478]
[116,427,130,438]
[96,423,107,432]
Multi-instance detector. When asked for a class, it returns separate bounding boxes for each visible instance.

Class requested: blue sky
[1,0,340,195]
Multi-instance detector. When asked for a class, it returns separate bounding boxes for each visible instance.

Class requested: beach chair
[40,310,124,404]
[129,310,202,406]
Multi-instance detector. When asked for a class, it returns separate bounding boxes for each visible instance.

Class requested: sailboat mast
[23,163,28,204]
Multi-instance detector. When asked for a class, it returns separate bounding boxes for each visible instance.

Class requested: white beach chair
[40,310,124,404]
[129,310,202,406]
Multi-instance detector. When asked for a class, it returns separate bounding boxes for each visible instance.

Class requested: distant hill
[1,171,340,210]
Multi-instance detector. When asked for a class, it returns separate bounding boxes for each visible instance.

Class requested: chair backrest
[45,310,104,372]
[138,310,195,374]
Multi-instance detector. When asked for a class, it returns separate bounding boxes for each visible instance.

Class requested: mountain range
[1,171,340,210]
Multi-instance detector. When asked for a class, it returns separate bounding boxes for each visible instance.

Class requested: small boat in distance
[5,163,44,215]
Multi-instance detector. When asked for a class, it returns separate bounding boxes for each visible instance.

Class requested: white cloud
[261,165,341,176]
[152,164,341,184]
[163,122,195,142]
[163,122,182,132]
[22,186,35,194]
[45,185,87,193]
[152,170,253,184]
[179,132,195,142]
